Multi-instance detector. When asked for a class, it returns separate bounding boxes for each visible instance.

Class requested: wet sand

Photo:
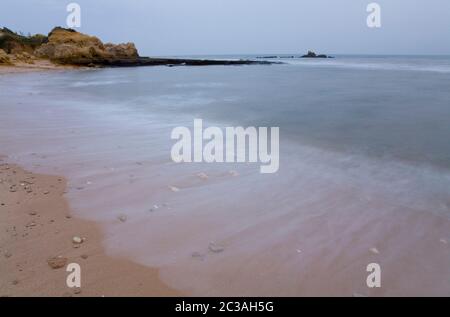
[3,153,450,296]
[0,61,81,75]
[0,158,180,297]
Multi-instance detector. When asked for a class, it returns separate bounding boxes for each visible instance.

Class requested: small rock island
[301,50,333,58]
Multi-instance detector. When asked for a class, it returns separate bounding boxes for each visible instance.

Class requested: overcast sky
[1,0,449,56]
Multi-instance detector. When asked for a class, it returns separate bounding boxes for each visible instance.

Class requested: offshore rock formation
[301,50,332,58]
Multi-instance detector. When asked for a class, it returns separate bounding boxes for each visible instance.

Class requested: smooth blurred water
[49,55,450,169]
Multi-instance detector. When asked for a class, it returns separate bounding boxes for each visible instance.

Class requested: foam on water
[283,58,450,73]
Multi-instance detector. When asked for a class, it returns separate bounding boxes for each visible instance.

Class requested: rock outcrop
[301,50,332,58]
[13,52,35,64]
[0,27,47,54]
[0,48,12,65]
[34,27,139,65]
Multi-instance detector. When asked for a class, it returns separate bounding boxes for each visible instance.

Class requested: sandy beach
[0,61,80,74]
[0,158,180,297]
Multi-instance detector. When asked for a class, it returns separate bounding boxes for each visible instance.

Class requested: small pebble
[197,172,209,180]
[47,256,67,269]
[72,236,84,244]
[208,242,225,253]
[229,170,239,177]
[192,252,205,260]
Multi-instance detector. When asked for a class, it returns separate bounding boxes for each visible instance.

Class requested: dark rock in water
[301,50,333,58]
[135,57,275,67]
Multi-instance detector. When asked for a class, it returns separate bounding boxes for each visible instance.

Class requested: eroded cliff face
[0,27,139,66]
[34,27,139,65]
[0,49,12,65]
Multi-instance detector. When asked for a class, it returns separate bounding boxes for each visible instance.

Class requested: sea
[1,54,450,295]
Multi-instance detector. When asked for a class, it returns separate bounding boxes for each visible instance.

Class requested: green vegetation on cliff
[0,27,47,54]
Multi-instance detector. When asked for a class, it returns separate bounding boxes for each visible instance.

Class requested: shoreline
[0,61,82,75]
[0,157,181,297]
[0,58,275,75]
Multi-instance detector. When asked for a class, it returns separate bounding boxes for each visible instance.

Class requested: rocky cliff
[0,26,140,66]
[0,27,46,55]
[34,27,139,65]
[1,26,273,68]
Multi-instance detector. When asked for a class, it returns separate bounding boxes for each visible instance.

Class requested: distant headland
[0,26,274,69]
